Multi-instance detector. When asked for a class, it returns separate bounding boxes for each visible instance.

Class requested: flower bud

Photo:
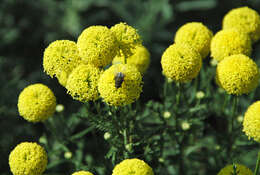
[104,132,111,140]
[163,111,171,119]
[56,104,64,113]
[196,91,205,99]
[181,121,191,131]
[64,151,73,159]
[237,115,244,123]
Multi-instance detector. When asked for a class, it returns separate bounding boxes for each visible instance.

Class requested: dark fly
[114,72,125,88]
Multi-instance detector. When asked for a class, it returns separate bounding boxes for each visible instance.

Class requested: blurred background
[1,0,260,174]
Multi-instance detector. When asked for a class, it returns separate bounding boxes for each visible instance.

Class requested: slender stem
[163,78,168,98]
[227,96,238,161]
[254,151,260,175]
[123,129,129,159]
[221,93,228,114]
[175,83,181,134]
[175,83,185,175]
[230,96,238,133]
[232,163,237,175]
[176,83,181,107]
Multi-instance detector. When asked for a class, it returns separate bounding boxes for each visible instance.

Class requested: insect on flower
[114,72,125,88]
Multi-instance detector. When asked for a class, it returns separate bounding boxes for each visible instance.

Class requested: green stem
[123,128,130,159]
[254,151,260,175]
[163,78,168,98]
[232,163,238,175]
[175,83,185,175]
[227,96,238,161]
[221,93,228,114]
[230,96,238,133]
[176,83,181,107]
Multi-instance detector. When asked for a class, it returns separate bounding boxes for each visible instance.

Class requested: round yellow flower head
[223,6,260,43]
[217,164,253,175]
[110,22,142,57]
[161,43,202,83]
[77,25,118,68]
[66,64,102,102]
[216,54,259,95]
[18,84,56,122]
[112,158,154,175]
[72,171,94,175]
[210,29,252,61]
[112,45,150,74]
[56,70,69,87]
[243,101,260,142]
[43,40,82,86]
[174,22,213,59]
[9,142,48,175]
[98,64,142,106]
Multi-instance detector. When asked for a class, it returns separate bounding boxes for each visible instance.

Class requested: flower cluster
[66,64,102,102]
[72,171,94,175]
[9,142,48,175]
[41,22,146,106]
[112,158,154,175]
[209,6,260,95]
[77,26,118,68]
[174,22,213,59]
[216,54,259,95]
[18,83,56,122]
[210,29,252,62]
[161,43,202,82]
[243,101,260,142]
[43,40,82,86]
[223,6,260,43]
[113,45,150,74]
[98,64,143,106]
[217,164,253,175]
[110,22,142,57]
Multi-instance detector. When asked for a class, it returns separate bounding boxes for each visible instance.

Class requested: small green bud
[39,136,47,145]
[237,115,243,123]
[158,157,165,163]
[125,143,133,152]
[210,59,218,66]
[215,145,220,150]
[163,111,171,119]
[64,151,72,159]
[104,132,111,140]
[56,104,64,112]
[181,121,190,131]
[196,91,205,99]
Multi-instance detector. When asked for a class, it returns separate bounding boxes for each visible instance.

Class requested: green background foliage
[1,0,260,174]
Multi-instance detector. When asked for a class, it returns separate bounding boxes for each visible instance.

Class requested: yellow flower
[56,70,69,87]
[66,64,102,102]
[77,26,118,68]
[210,29,252,61]
[243,101,260,142]
[174,22,213,59]
[43,40,82,86]
[72,171,94,175]
[223,6,260,43]
[9,142,48,175]
[18,84,56,122]
[110,22,142,57]
[112,158,154,175]
[98,64,142,106]
[216,54,259,95]
[217,164,253,175]
[112,45,150,74]
[161,43,202,83]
